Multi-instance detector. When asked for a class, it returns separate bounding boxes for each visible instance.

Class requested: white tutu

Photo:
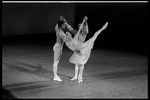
[69,38,94,65]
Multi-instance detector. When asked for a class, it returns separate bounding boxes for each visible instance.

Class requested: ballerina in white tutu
[64,16,109,83]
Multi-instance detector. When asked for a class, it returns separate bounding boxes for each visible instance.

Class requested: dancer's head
[58,18,72,35]
[58,20,70,35]
[58,16,67,30]
[58,20,66,29]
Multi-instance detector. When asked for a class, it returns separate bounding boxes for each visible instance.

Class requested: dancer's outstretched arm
[65,16,88,51]
[74,16,88,41]
[84,21,89,35]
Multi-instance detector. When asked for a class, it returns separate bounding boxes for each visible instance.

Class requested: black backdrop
[2,3,148,55]
[74,3,148,54]
[2,3,75,36]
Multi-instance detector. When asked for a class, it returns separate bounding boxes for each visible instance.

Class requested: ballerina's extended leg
[78,22,108,50]
[90,22,108,42]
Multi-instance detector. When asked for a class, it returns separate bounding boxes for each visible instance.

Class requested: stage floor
[2,43,148,98]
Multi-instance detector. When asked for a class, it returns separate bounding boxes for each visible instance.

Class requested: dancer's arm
[77,22,109,50]
[55,22,77,51]
[61,16,77,35]
[68,16,88,51]
[55,24,68,42]
[84,21,89,35]
[74,16,88,41]
[63,16,88,51]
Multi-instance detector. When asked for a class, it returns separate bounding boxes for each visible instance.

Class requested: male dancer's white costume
[53,17,76,81]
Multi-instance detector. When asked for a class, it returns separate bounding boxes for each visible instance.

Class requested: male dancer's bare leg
[53,43,63,81]
[71,64,79,81]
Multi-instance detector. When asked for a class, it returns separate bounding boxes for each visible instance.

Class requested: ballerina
[64,17,109,83]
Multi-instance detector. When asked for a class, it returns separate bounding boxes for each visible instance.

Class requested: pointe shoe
[53,77,62,82]
[102,22,108,30]
[78,76,83,84]
[71,77,77,81]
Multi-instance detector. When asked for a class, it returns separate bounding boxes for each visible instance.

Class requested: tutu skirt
[69,38,94,65]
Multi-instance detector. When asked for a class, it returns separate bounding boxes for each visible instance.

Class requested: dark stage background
[2,3,148,55]
[2,3,75,36]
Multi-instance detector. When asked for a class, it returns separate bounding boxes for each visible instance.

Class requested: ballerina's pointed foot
[102,22,109,30]
[78,76,83,84]
[53,76,62,82]
[71,77,77,81]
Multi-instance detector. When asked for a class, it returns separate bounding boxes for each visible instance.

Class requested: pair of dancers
[53,16,108,83]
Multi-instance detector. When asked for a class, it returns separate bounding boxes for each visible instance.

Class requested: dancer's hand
[60,16,63,20]
[60,16,66,22]
[102,22,108,30]
[60,16,67,24]
[84,16,88,21]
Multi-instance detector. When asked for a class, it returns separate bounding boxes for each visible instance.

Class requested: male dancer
[53,16,77,81]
